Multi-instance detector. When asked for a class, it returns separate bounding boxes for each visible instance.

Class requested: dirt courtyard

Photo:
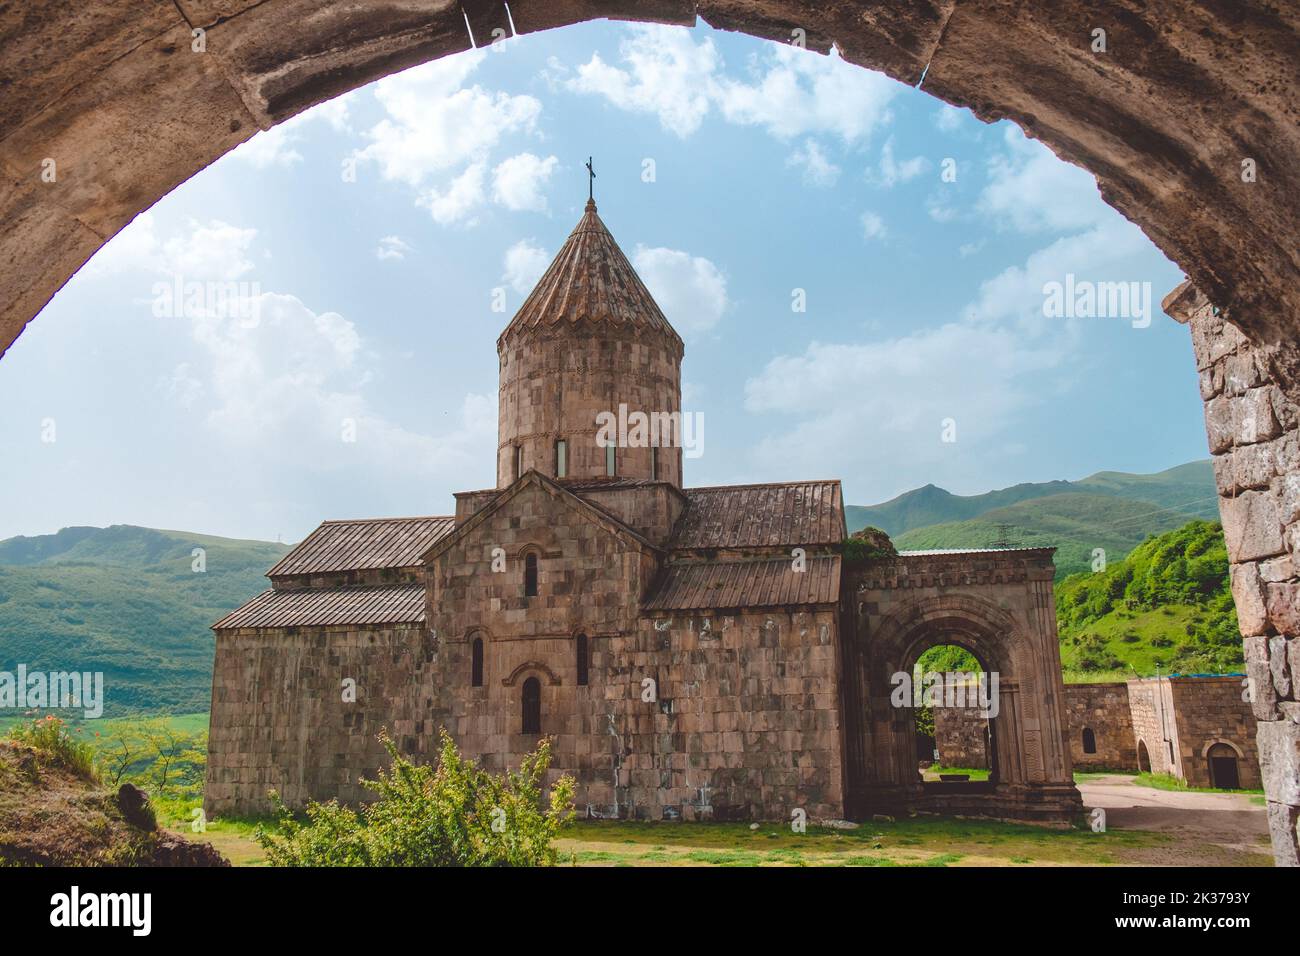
[1078,774,1271,865]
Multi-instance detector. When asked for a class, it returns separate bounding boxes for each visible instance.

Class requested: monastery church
[207,196,1083,825]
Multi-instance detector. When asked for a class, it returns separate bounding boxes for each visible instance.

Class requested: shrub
[7,715,98,781]
[257,730,575,867]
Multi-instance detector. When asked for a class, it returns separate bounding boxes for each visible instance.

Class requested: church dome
[497,199,684,350]
[496,198,684,489]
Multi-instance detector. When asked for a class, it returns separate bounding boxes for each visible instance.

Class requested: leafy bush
[7,715,98,781]
[256,730,575,867]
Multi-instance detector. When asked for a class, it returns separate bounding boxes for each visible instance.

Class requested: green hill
[892,492,1200,578]
[1055,520,1242,682]
[847,460,1216,537]
[0,526,287,716]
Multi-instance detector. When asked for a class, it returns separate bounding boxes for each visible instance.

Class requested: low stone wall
[933,705,989,768]
[1065,683,1136,771]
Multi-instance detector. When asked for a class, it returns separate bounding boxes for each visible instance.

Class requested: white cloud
[566,25,899,144]
[230,126,304,169]
[632,245,729,337]
[787,139,840,186]
[742,323,1064,489]
[714,42,898,143]
[935,104,965,132]
[79,215,257,280]
[375,236,413,261]
[860,211,887,241]
[356,53,541,187]
[492,153,559,212]
[229,93,355,169]
[161,362,203,409]
[161,221,257,279]
[418,163,487,225]
[502,239,550,295]
[963,216,1154,336]
[978,126,1107,234]
[872,137,928,187]
[568,26,718,137]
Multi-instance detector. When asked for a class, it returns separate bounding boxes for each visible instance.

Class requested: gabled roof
[670,480,845,550]
[267,516,454,578]
[498,200,683,349]
[213,584,426,629]
[423,469,661,565]
[643,555,841,611]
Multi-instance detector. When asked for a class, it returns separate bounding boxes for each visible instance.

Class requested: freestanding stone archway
[843,550,1083,824]
[1,1,1296,862]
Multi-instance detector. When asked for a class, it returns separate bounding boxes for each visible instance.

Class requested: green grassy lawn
[170,813,1180,868]
[0,712,208,737]
[1133,772,1264,798]
[925,766,991,781]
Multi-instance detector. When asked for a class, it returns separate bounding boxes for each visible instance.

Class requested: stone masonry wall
[1166,281,1300,865]
[933,704,989,769]
[1128,678,1177,775]
[612,608,844,822]
[205,622,431,815]
[1168,676,1262,790]
[1065,683,1136,770]
[425,476,845,822]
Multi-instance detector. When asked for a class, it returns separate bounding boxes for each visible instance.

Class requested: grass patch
[1133,772,1263,796]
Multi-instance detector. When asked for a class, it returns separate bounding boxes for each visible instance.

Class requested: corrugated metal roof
[672,481,845,549]
[498,200,683,349]
[643,555,841,611]
[267,516,454,577]
[213,584,426,629]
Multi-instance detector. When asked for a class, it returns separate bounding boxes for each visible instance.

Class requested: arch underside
[1,1,1297,398]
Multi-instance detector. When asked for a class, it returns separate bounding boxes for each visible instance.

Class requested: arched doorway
[1137,739,1151,773]
[844,585,1081,824]
[1206,742,1241,790]
[912,642,995,786]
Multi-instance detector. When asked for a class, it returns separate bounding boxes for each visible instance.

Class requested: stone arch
[1137,739,1152,773]
[1,2,1296,398]
[849,589,1078,821]
[501,660,561,688]
[1200,738,1245,760]
[875,592,1025,680]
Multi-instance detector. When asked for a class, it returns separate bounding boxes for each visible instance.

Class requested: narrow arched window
[513,444,523,480]
[470,637,484,687]
[522,677,541,734]
[554,439,567,478]
[1081,727,1097,754]
[576,634,589,686]
[605,442,617,477]
[524,552,538,596]
[651,446,660,481]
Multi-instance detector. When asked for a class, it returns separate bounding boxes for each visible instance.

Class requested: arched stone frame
[852,592,1077,817]
[1137,739,1152,773]
[5,2,1294,860]
[1200,738,1245,760]
[501,660,561,688]
[1202,739,1245,790]
[516,543,541,597]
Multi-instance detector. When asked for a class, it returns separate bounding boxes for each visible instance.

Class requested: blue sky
[0,20,1202,542]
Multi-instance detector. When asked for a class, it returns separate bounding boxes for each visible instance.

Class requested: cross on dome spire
[585,156,596,205]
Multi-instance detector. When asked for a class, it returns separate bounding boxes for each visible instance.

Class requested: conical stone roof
[498,200,683,350]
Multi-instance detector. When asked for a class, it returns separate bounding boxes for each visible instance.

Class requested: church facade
[206,200,1082,824]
